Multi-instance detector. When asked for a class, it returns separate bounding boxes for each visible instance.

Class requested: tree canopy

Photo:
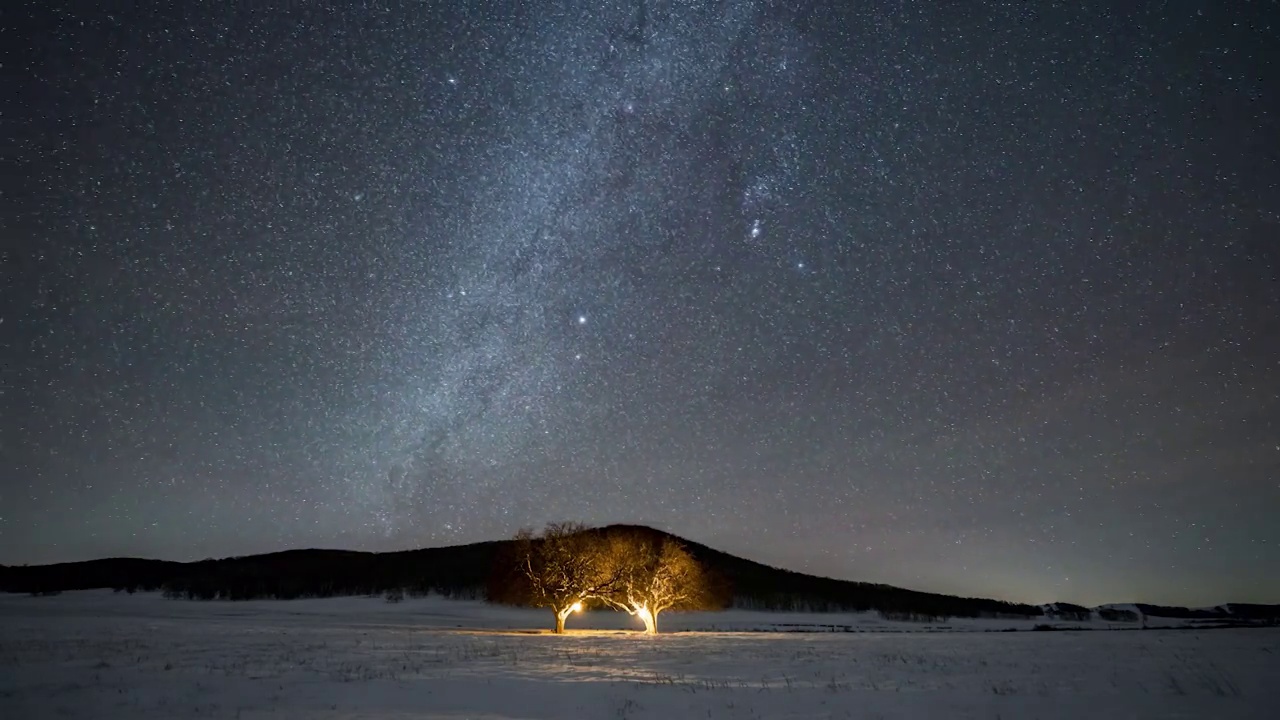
[495,523,717,633]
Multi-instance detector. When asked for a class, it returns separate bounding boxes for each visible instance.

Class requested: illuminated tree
[510,522,622,634]
[604,532,712,635]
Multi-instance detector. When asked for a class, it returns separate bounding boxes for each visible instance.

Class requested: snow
[2,591,1277,719]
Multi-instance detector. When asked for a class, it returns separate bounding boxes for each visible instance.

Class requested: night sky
[7,1,1278,607]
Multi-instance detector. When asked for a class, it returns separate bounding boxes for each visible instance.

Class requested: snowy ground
[1,592,1277,719]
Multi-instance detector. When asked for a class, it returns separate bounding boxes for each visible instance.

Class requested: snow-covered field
[1,592,1277,719]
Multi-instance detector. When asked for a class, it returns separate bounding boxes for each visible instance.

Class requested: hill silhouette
[2,525,1276,622]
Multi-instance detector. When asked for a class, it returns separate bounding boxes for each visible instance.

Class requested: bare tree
[511,522,622,633]
[604,532,712,634]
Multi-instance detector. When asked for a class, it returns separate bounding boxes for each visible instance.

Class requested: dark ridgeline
[2,525,1277,624]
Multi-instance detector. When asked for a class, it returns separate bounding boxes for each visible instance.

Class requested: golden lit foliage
[600,529,713,633]
[508,522,623,633]
[496,524,715,634]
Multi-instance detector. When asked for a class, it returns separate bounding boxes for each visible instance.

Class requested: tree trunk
[643,610,657,635]
[631,604,657,634]
[554,610,566,634]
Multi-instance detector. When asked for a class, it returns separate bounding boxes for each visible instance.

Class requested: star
[6,0,1275,610]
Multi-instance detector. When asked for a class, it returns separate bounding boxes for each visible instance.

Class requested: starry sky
[6,1,1278,607]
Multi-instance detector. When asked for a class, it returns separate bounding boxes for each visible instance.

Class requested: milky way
[7,1,1279,605]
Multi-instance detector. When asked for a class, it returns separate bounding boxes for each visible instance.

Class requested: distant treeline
[1,544,501,601]
[0,544,500,601]
[2,525,1277,624]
